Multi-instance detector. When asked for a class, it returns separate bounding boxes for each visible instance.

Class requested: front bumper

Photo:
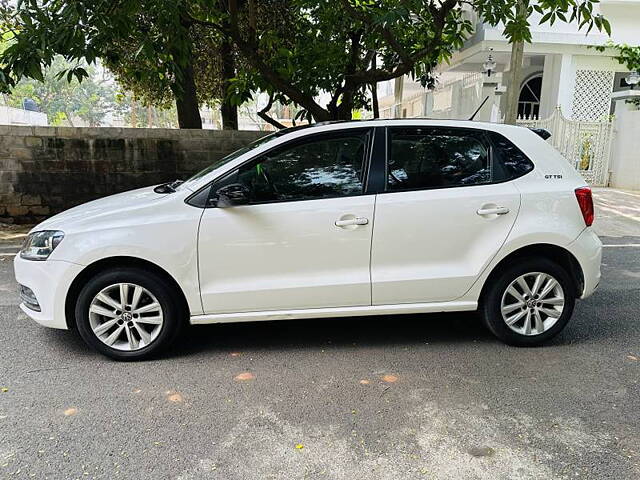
[567,227,602,299]
[13,254,85,329]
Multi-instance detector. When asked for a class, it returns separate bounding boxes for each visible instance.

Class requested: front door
[198,129,375,314]
[371,126,521,304]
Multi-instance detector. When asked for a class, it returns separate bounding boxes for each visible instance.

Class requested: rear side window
[487,131,534,181]
[387,127,491,191]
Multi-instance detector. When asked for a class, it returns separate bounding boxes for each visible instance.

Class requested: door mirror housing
[214,183,250,207]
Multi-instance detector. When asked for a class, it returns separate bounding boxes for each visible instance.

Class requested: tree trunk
[175,54,203,129]
[504,38,524,124]
[504,0,526,125]
[220,39,238,130]
[130,96,137,127]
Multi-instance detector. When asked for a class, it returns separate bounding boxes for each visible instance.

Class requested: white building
[0,105,48,126]
[377,0,640,188]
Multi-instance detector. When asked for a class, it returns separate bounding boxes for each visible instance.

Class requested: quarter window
[216,130,370,204]
[487,131,534,181]
[387,127,491,191]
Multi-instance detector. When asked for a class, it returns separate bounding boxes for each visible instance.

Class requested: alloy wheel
[88,283,164,351]
[500,272,565,336]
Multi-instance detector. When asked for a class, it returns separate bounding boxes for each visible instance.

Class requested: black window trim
[186,127,377,208]
[484,130,536,183]
[366,125,534,195]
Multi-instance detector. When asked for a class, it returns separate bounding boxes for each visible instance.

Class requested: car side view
[14,119,602,360]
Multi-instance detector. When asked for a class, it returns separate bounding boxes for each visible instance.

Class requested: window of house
[518,75,542,119]
[386,127,491,191]
[214,130,370,204]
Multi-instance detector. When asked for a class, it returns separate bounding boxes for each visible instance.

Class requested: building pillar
[475,79,500,122]
[393,76,404,118]
[609,91,640,190]
[540,54,575,119]
[422,90,434,117]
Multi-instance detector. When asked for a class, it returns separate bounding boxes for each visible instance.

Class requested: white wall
[609,98,640,190]
[0,106,48,126]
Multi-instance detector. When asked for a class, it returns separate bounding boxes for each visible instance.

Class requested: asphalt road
[2,185,640,480]
[0,238,638,480]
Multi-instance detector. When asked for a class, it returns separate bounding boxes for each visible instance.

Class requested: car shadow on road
[36,286,631,361]
[168,312,497,358]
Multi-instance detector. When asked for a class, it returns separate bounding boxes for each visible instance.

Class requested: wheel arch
[64,256,191,329]
[479,243,584,305]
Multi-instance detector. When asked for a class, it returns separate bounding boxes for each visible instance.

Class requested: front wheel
[75,268,183,360]
[481,258,576,346]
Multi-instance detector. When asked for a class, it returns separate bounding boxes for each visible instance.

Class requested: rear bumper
[567,228,602,299]
[13,254,84,330]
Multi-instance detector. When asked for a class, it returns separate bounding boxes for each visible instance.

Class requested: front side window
[216,130,370,204]
[387,127,491,191]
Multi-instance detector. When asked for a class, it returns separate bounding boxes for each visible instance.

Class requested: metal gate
[517,107,614,186]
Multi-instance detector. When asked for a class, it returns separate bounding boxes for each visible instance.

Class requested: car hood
[33,186,167,233]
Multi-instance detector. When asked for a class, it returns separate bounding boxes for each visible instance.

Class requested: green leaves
[595,41,640,72]
[0,0,616,124]
[55,66,88,83]
[6,56,119,126]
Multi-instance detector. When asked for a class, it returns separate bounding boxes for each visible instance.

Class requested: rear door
[370,126,523,305]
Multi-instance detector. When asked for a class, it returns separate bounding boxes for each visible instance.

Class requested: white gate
[517,107,614,186]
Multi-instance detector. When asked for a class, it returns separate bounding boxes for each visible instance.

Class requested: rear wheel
[75,268,183,360]
[481,258,576,346]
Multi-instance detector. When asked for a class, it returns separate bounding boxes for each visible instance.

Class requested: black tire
[75,267,184,360]
[481,258,576,346]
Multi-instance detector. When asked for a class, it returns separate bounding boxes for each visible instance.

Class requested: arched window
[518,75,542,119]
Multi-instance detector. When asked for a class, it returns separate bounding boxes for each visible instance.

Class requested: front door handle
[477,206,510,216]
[335,217,369,227]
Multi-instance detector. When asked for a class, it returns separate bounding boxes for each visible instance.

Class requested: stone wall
[0,126,266,223]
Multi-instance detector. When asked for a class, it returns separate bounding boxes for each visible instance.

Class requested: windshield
[180,132,279,187]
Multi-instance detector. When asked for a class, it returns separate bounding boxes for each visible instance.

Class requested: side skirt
[190,301,478,325]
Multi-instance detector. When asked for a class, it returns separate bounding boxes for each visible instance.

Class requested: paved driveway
[0,189,639,479]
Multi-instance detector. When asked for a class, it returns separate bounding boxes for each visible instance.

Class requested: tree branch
[257,93,286,129]
[340,0,412,65]
[345,0,457,85]
[185,11,331,121]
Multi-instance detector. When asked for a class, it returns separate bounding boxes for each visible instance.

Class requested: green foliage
[5,57,118,126]
[594,42,640,72]
[194,0,610,120]
[594,41,640,106]
[0,0,612,124]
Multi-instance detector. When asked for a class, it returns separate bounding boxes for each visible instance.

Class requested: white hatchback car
[14,120,602,360]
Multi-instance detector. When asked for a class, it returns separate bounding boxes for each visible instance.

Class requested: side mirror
[214,183,250,207]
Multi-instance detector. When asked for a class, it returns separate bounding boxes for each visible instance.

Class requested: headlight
[19,230,65,261]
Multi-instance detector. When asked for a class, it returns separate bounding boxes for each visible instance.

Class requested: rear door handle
[335,217,369,227]
[477,206,510,216]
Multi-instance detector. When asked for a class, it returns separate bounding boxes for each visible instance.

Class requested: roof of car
[272,118,548,140]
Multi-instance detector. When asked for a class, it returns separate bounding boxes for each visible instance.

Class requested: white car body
[14,119,601,338]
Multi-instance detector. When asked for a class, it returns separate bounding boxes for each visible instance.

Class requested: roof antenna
[468,96,489,121]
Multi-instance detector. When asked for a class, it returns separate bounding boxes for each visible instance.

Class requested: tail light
[575,187,594,227]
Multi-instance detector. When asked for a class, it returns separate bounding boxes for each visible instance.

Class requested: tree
[194,0,610,122]
[6,57,118,126]
[0,0,289,129]
[0,0,610,127]
[0,1,206,128]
